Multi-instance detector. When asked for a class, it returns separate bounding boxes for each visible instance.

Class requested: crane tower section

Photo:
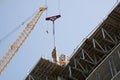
[0,7,47,75]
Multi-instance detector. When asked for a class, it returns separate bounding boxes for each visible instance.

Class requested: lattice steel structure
[25,2,120,80]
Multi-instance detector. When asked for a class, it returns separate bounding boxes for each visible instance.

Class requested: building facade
[25,2,120,80]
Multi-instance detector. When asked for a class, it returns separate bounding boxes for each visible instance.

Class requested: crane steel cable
[45,0,61,45]
[45,0,49,33]
[0,9,38,43]
[45,0,61,63]
[45,0,61,16]
[58,0,61,15]
[45,0,48,17]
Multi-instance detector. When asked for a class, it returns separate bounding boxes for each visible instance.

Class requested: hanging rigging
[45,0,61,48]
[45,0,61,63]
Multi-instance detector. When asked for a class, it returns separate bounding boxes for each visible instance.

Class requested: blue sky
[0,0,119,80]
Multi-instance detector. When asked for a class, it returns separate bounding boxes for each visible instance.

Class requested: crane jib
[0,7,47,75]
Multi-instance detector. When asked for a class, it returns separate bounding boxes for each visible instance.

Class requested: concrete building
[25,2,120,80]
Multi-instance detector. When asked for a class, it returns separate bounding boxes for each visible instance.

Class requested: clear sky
[0,0,119,80]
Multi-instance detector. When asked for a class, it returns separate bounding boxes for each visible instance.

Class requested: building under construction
[25,2,120,80]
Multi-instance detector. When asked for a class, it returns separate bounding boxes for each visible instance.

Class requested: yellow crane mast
[0,7,47,75]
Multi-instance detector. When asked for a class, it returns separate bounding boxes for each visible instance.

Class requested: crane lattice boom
[0,7,47,75]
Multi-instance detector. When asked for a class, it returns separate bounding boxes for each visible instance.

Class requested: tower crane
[0,7,47,75]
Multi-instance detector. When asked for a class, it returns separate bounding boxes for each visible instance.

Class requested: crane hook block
[46,15,61,22]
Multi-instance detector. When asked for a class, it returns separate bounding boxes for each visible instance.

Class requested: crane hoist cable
[45,0,48,17]
[0,10,38,43]
[45,0,61,48]
[45,0,61,64]
[45,0,61,33]
[45,0,49,34]
[45,0,61,17]
[46,15,61,48]
[58,0,61,15]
